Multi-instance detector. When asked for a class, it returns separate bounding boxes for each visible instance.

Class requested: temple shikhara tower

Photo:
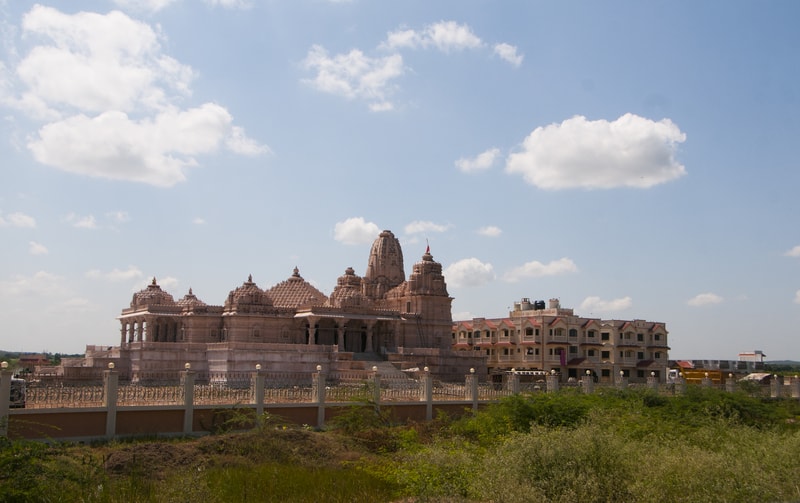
[73,230,483,380]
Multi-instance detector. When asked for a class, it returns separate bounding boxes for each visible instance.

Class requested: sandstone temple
[72,230,484,380]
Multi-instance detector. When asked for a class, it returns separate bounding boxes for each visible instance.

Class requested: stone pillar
[616,371,628,390]
[364,322,374,352]
[307,318,318,345]
[466,369,479,411]
[583,371,595,394]
[103,365,119,439]
[182,365,196,435]
[253,366,265,418]
[120,324,126,346]
[312,366,326,428]
[507,370,521,395]
[675,376,686,395]
[770,375,783,398]
[725,374,736,393]
[701,373,713,388]
[420,367,433,420]
[791,376,800,399]
[546,372,559,393]
[647,372,659,392]
[0,364,11,438]
[371,367,381,407]
[336,325,346,352]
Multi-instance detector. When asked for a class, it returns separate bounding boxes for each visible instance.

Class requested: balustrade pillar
[583,371,596,394]
[253,366,265,417]
[675,377,686,395]
[791,376,800,399]
[508,370,520,394]
[312,366,326,428]
[725,374,736,393]
[103,366,119,439]
[546,373,559,393]
[420,367,433,420]
[771,375,783,398]
[0,364,11,438]
[182,366,196,435]
[466,369,479,411]
[371,367,381,408]
[647,372,658,393]
[617,371,628,390]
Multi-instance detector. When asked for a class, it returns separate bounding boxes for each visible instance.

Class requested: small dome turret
[131,278,175,308]
[224,275,273,312]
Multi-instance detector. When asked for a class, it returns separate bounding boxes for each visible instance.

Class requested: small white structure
[738,350,766,363]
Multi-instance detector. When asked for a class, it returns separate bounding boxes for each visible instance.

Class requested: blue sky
[1,1,798,359]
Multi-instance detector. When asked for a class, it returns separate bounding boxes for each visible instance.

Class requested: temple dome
[267,267,327,308]
[327,266,372,308]
[224,275,273,312]
[130,278,175,308]
[363,230,405,300]
[177,288,207,311]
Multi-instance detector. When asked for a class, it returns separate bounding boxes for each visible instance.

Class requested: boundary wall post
[466,369,478,411]
[371,367,381,410]
[253,367,265,418]
[420,367,433,420]
[182,367,196,435]
[313,367,326,428]
[103,367,119,439]
[0,364,11,438]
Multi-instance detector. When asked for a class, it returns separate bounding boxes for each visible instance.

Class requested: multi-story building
[452,297,669,383]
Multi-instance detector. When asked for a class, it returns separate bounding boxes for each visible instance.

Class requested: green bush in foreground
[2,388,800,502]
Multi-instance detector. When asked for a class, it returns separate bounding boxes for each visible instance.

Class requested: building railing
[1,368,798,441]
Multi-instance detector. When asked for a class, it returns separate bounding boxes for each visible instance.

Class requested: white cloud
[493,43,523,67]
[451,311,474,321]
[384,21,483,52]
[580,296,632,313]
[0,271,69,298]
[404,220,450,234]
[87,266,142,282]
[302,45,404,111]
[204,0,253,8]
[226,125,272,156]
[6,6,266,186]
[795,290,800,305]
[784,245,800,258]
[0,211,36,228]
[687,292,724,307]
[334,217,381,245]
[51,297,97,313]
[506,114,687,190]
[65,213,97,229]
[503,257,578,282]
[477,226,502,237]
[112,0,180,14]
[29,241,48,255]
[106,211,130,223]
[28,105,263,187]
[192,217,206,225]
[18,6,192,115]
[444,258,495,288]
[455,147,500,173]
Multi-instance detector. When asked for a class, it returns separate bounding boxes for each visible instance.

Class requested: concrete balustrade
[2,362,799,442]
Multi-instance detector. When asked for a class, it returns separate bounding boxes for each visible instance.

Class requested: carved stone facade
[77,230,485,380]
